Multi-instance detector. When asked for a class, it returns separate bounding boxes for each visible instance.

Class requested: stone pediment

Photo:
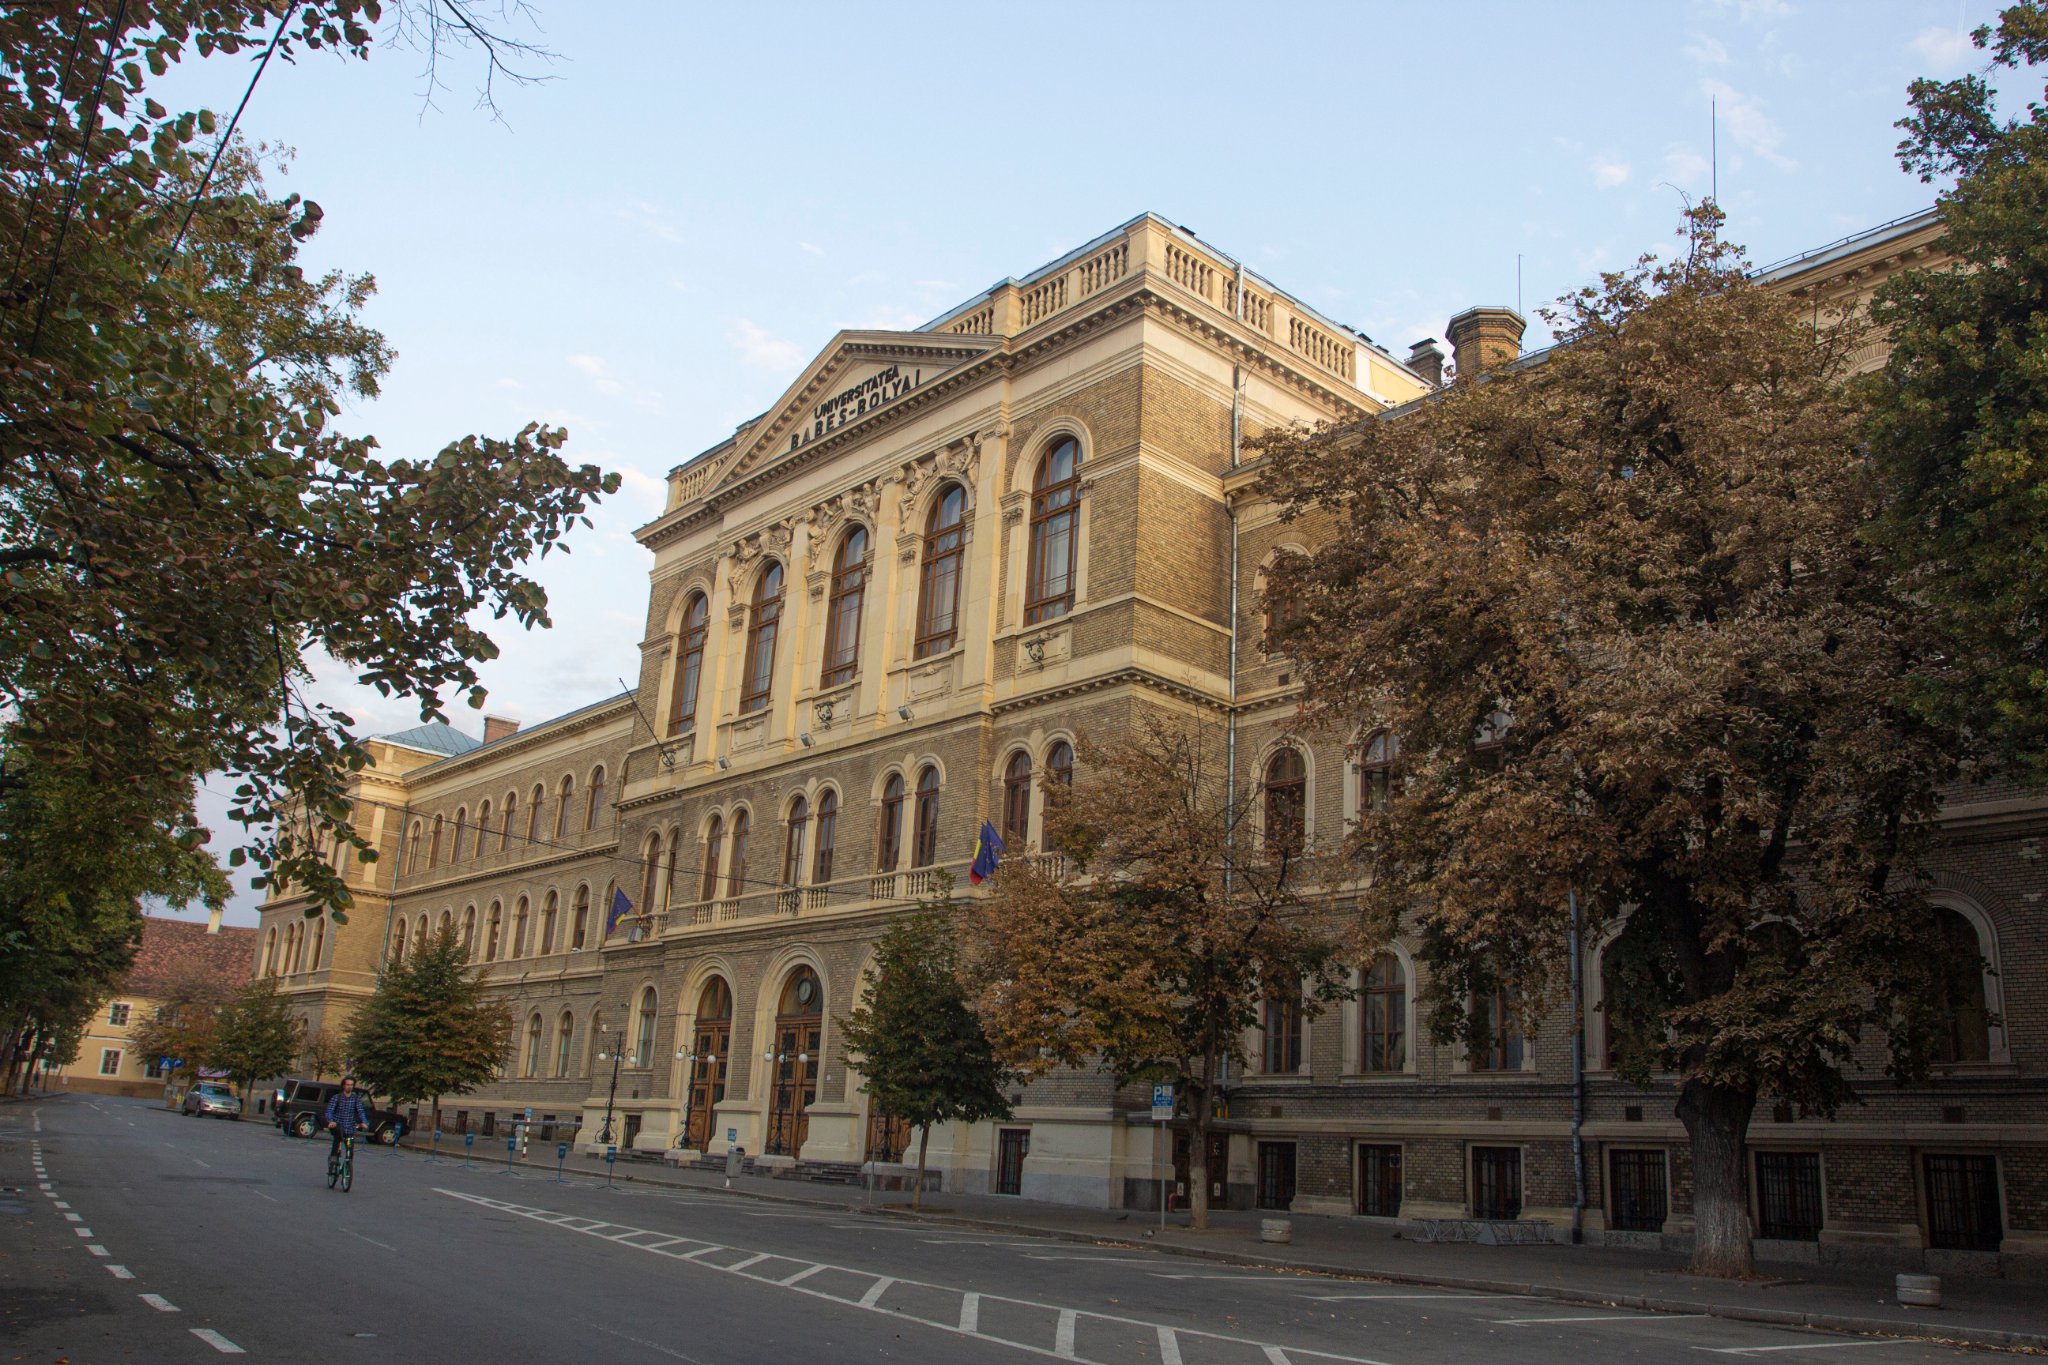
[707,332,999,495]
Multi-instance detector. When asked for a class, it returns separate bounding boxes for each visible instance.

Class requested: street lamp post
[595,1029,626,1148]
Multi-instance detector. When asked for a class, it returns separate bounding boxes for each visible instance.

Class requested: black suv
[272,1078,405,1144]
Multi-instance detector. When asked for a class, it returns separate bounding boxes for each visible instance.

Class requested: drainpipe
[1568,888,1587,1244]
[1225,362,1243,884]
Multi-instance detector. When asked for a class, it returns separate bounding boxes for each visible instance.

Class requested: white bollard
[1895,1273,1942,1309]
[1260,1218,1293,1245]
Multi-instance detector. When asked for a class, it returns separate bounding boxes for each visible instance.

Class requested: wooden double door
[765,1017,820,1157]
[683,1021,728,1151]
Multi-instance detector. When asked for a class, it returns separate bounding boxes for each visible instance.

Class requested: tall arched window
[1046,739,1074,788]
[741,562,785,714]
[587,766,607,831]
[1026,436,1080,623]
[1359,730,1400,815]
[511,896,528,959]
[485,902,502,962]
[406,821,423,875]
[427,814,443,868]
[726,810,751,898]
[821,527,869,687]
[1472,987,1524,1071]
[1362,953,1406,1072]
[813,789,838,883]
[310,917,325,972]
[500,791,516,852]
[555,775,575,839]
[460,905,476,960]
[640,834,662,919]
[663,828,681,909]
[914,485,966,658]
[912,765,941,868]
[700,816,725,902]
[571,885,590,950]
[1932,905,1992,1064]
[1263,748,1307,855]
[527,783,545,846]
[1002,751,1033,849]
[669,591,708,735]
[541,891,559,955]
[634,986,659,1068]
[451,808,468,862]
[415,914,427,955]
[782,796,809,886]
[524,1013,543,1077]
[555,1011,575,1078]
[877,773,905,870]
[1262,982,1302,1074]
[260,926,277,975]
[476,800,492,858]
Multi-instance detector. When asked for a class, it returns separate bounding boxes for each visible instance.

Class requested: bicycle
[326,1130,355,1193]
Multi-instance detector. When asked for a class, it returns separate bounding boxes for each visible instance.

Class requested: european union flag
[605,886,633,938]
[968,820,1004,885]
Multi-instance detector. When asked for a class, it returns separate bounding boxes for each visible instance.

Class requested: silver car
[180,1082,242,1119]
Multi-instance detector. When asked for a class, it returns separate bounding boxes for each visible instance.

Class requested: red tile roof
[124,916,258,1000]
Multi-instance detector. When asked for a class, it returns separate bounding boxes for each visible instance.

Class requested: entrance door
[684,978,731,1151]
[766,968,822,1158]
[996,1128,1029,1195]
[1173,1132,1232,1208]
[1256,1142,1297,1211]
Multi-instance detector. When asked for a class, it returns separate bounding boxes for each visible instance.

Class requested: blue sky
[163,0,1994,922]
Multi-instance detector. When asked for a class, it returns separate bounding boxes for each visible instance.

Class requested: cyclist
[323,1076,372,1165]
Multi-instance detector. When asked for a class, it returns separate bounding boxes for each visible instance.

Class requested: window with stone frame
[555,774,574,839]
[820,527,869,688]
[1026,437,1080,623]
[1262,747,1307,856]
[700,816,724,903]
[669,591,708,735]
[914,485,966,658]
[587,766,607,831]
[912,765,941,867]
[876,773,905,871]
[813,789,838,883]
[1929,905,1993,1065]
[782,795,809,887]
[1261,985,1302,1074]
[1470,987,1524,1072]
[1358,729,1399,815]
[1002,750,1033,849]
[1361,952,1406,1073]
[740,562,785,714]
[726,809,752,898]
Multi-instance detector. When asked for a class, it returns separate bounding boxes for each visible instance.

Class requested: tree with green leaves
[209,975,300,1104]
[963,715,1350,1231]
[344,924,509,1128]
[0,1,610,942]
[300,1024,350,1081]
[1872,0,2048,764]
[127,966,235,1103]
[1255,208,1968,1277]
[839,890,1012,1209]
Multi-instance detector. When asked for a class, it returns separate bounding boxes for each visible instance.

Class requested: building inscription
[788,365,923,452]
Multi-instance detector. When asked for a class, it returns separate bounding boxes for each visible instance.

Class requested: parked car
[181,1081,242,1119]
[272,1078,404,1144]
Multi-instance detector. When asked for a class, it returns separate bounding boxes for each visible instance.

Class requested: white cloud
[858,305,931,331]
[616,199,682,244]
[1684,33,1730,65]
[799,241,825,257]
[1701,79,1795,171]
[616,467,666,503]
[494,377,521,390]
[1714,0,1791,19]
[1910,25,1976,72]
[566,354,606,376]
[1589,156,1632,189]
[564,354,661,408]
[730,319,806,374]
[1661,143,1712,189]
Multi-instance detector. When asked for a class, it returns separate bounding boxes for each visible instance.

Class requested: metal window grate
[1472,1146,1522,1220]
[1924,1154,2002,1252]
[1755,1151,1824,1241]
[1256,1143,1297,1211]
[1608,1148,1669,1232]
[1359,1144,1403,1218]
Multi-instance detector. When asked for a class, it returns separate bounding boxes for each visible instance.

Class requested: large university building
[257,208,2045,1275]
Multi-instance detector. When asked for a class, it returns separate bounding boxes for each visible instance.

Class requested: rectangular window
[1607,1148,1670,1233]
[1472,1146,1522,1220]
[1261,993,1302,1074]
[99,1049,122,1076]
[1755,1151,1824,1241]
[1924,1154,2002,1252]
[145,1059,165,1079]
[1256,1142,1298,1211]
[108,1002,130,1027]
[1359,1144,1403,1217]
[1470,989,1524,1072]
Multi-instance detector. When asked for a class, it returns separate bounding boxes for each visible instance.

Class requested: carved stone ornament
[1023,634,1049,665]
[812,697,835,731]
[726,534,764,596]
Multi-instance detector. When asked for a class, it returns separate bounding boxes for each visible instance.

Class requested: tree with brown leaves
[962,714,1352,1231]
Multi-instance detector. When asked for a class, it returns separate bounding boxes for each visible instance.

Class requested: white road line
[106,1264,135,1279]
[1498,1313,1705,1325]
[192,1158,210,1168]
[781,1264,827,1287]
[75,1227,93,1237]
[858,1276,896,1308]
[676,1245,724,1260]
[1152,1272,1297,1283]
[53,1200,69,1209]
[87,1245,109,1257]
[959,1292,980,1333]
[1698,1344,1914,1356]
[343,1229,398,1252]
[726,1252,773,1272]
[1308,1292,1510,1301]
[140,1294,179,1312]
[1158,1326,1183,1365]
[1027,1253,1152,1264]
[190,1327,246,1353]
[1264,1348,1292,1365]
[61,1212,81,1222]
[253,1192,279,1203]
[1055,1308,1077,1357]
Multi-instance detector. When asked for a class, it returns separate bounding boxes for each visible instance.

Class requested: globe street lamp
[594,1028,626,1147]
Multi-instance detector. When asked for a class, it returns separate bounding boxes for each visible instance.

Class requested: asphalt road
[1,1094,1999,1364]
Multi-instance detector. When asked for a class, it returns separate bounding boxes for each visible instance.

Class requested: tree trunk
[913,1123,931,1211]
[1189,1049,1217,1232]
[1677,1078,1757,1278]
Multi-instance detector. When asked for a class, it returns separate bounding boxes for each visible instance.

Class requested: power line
[5,6,91,297]
[159,3,300,268]
[25,0,128,360]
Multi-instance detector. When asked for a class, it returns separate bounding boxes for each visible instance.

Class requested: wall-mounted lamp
[896,705,913,722]
[798,733,813,748]
[716,756,731,770]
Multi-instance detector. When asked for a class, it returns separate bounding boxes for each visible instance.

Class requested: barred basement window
[1607,1148,1669,1232]
[1359,1144,1403,1217]
[1471,1146,1522,1220]
[1924,1154,2002,1252]
[1755,1151,1824,1241]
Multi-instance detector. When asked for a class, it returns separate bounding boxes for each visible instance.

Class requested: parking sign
[1151,1083,1173,1122]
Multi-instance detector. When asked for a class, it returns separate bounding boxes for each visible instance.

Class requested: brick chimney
[1445,306,1527,381]
[1406,337,1446,388]
[483,715,522,744]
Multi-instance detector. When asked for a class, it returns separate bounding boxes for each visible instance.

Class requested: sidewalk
[431,1143,2048,1355]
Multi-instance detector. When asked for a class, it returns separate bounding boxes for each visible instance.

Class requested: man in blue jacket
[323,1076,372,1161]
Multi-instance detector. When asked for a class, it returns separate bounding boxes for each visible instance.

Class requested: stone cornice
[992,665,1229,717]
[390,839,622,904]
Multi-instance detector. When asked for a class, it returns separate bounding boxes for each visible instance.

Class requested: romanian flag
[605,886,633,938]
[968,820,1004,885]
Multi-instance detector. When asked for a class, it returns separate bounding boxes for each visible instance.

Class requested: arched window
[912,765,941,868]
[782,796,808,887]
[1002,751,1033,849]
[726,810,752,898]
[1262,981,1302,1074]
[634,986,659,1068]
[586,1011,605,1077]
[1932,905,1992,1064]
[451,808,468,862]
[406,821,423,875]
[541,891,559,955]
[1026,436,1080,623]
[1046,739,1074,788]
[555,775,575,839]
[1359,730,1400,815]
[914,485,966,658]
[1260,550,1307,655]
[741,562,785,714]
[527,783,545,846]
[427,815,443,868]
[1472,987,1523,1071]
[821,527,869,688]
[476,801,492,858]
[1362,953,1406,1073]
[663,828,681,910]
[500,791,517,852]
[767,967,823,1158]
[415,914,427,956]
[555,1011,575,1078]
[640,834,662,919]
[700,815,725,902]
[877,773,905,870]
[1263,748,1307,855]
[485,902,502,962]
[684,978,733,1151]
[524,1013,543,1078]
[459,906,476,960]
[436,908,452,940]
[263,927,278,975]
[571,885,590,950]
[512,896,528,959]
[587,766,607,831]
[310,917,325,972]
[669,591,708,735]
[813,789,838,883]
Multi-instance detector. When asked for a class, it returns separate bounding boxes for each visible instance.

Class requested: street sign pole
[462,1130,475,1170]
[605,1143,618,1189]
[429,1128,442,1164]
[503,1125,518,1176]
[1152,1083,1174,1230]
[554,1140,569,1184]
